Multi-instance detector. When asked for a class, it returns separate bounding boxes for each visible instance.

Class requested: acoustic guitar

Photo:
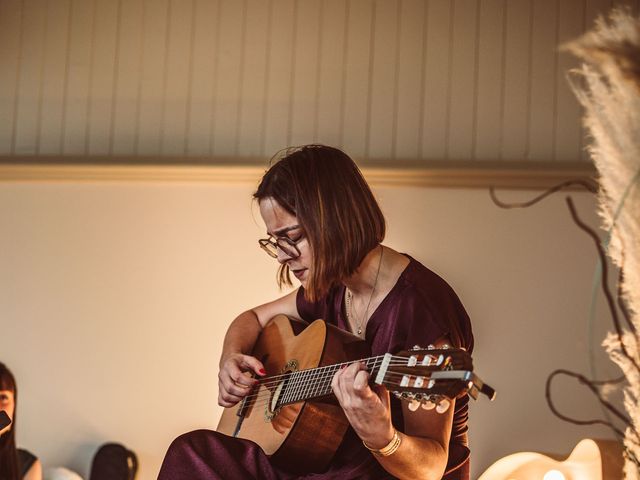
[217,314,495,473]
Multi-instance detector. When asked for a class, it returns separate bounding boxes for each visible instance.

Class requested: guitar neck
[276,356,384,406]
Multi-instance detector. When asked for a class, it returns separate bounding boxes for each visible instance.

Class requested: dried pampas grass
[566,8,640,479]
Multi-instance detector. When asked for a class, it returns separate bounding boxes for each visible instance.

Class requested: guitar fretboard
[276,355,385,406]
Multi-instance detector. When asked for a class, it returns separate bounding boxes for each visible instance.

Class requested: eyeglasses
[258,227,304,259]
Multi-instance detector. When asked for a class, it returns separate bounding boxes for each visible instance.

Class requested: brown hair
[254,145,385,301]
[0,362,19,480]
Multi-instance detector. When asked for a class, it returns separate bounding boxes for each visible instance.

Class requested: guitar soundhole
[264,359,299,422]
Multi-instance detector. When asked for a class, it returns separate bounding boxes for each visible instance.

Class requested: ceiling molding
[0,159,596,190]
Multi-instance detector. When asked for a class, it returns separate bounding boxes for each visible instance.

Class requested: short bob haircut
[254,145,385,302]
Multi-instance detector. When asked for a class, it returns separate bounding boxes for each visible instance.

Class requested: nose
[275,246,292,264]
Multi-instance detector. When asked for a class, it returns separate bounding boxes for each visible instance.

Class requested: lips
[291,268,307,280]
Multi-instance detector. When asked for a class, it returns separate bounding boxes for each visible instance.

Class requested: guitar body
[216,315,370,473]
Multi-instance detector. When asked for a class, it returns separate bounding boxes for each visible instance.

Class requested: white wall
[0,179,621,479]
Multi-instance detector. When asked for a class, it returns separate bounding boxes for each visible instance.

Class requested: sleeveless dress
[159,256,473,479]
[18,448,37,478]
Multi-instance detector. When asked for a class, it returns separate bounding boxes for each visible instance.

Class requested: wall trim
[0,159,596,189]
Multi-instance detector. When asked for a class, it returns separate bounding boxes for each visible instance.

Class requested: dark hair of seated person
[0,362,39,480]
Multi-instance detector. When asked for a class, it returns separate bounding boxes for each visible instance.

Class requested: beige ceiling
[0,0,637,166]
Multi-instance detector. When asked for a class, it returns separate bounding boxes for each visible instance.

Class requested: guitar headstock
[393,344,474,373]
[373,346,495,413]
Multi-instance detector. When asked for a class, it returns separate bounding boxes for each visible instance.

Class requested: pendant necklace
[346,246,384,336]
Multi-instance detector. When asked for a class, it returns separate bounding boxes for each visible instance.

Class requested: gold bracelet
[363,429,402,457]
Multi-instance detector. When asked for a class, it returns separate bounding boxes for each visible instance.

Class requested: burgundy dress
[159,256,473,479]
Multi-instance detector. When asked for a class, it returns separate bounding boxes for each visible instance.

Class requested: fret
[277,356,391,407]
[318,365,333,397]
[282,371,296,405]
[300,370,312,402]
[310,364,322,399]
[290,370,302,404]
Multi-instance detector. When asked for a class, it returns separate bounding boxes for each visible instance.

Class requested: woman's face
[0,389,15,435]
[259,197,312,287]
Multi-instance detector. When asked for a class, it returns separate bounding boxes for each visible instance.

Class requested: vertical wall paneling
[234,0,248,156]
[262,0,295,156]
[61,0,93,155]
[528,0,558,161]
[582,0,611,161]
[238,0,269,157]
[474,0,505,160]
[137,0,169,155]
[313,0,324,144]
[132,0,147,155]
[160,0,194,156]
[112,0,143,155]
[448,0,478,160]
[367,0,399,161]
[107,0,122,155]
[208,0,223,156]
[289,0,321,147]
[421,0,452,159]
[363,0,376,159]
[187,0,218,156]
[395,0,425,160]
[14,0,46,155]
[341,0,373,159]
[0,0,22,154]
[36,0,71,155]
[469,0,481,159]
[0,0,618,165]
[501,0,531,160]
[212,0,245,156]
[259,0,274,155]
[285,0,298,147]
[33,0,46,153]
[316,0,348,150]
[86,0,118,155]
[554,0,585,161]
[183,0,198,156]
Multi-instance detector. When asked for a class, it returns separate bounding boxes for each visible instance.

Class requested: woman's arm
[217,289,300,407]
[23,458,42,480]
[331,337,454,480]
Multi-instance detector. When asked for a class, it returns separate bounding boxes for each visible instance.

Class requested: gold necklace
[345,246,384,336]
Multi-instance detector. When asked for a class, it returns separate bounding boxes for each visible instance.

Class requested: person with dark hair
[159,145,473,479]
[0,363,42,480]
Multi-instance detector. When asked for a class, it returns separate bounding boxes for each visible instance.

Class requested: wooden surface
[1,0,637,162]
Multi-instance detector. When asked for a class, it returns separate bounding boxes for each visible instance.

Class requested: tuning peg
[436,398,451,414]
[421,399,436,410]
[411,345,422,351]
[408,399,420,411]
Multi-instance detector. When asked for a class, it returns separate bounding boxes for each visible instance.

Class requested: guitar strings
[228,350,467,409]
[236,355,438,395]
[238,372,461,411]
[240,353,453,390]
[235,357,450,406]
[237,349,462,389]
[237,358,452,402]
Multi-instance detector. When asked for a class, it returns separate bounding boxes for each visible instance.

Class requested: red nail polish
[259,368,266,375]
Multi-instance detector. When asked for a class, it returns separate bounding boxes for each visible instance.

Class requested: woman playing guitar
[159,145,473,479]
